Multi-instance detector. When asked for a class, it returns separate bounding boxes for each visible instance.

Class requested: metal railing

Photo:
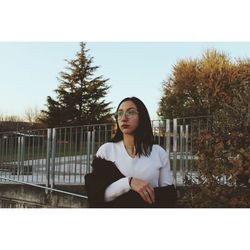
[0,124,113,187]
[0,117,212,187]
[152,116,212,185]
[0,176,87,199]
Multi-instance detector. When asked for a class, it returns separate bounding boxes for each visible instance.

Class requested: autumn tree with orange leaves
[159,49,250,207]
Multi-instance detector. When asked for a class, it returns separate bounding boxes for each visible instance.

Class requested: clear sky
[1,42,250,120]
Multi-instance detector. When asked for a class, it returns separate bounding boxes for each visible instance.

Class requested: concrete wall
[0,184,89,208]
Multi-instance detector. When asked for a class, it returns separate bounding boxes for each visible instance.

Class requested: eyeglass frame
[114,108,139,120]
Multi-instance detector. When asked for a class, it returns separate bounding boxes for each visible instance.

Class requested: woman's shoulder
[152,144,169,155]
[97,142,114,153]
[152,144,165,151]
[96,141,122,158]
[151,144,170,164]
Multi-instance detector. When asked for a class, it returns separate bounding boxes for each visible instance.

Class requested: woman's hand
[130,178,155,204]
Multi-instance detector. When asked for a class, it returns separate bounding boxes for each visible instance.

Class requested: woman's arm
[104,177,131,202]
[105,177,155,204]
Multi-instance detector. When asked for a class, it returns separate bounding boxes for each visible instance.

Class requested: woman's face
[116,100,139,135]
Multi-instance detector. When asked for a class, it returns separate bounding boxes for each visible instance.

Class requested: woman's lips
[121,124,129,129]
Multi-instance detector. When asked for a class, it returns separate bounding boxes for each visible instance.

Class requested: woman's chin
[121,128,134,135]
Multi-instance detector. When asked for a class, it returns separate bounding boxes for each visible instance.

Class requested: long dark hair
[111,97,154,157]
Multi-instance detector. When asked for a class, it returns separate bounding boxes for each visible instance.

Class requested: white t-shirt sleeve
[104,177,131,202]
[95,143,131,202]
[158,148,173,186]
[95,143,109,159]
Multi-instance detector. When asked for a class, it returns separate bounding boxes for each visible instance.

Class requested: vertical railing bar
[185,124,189,176]
[36,132,40,183]
[31,132,35,183]
[12,135,15,181]
[69,127,72,184]
[10,135,13,181]
[180,125,183,183]
[41,131,44,183]
[79,127,83,183]
[98,125,101,148]
[43,130,47,184]
[11,135,15,180]
[21,136,25,182]
[63,127,66,183]
[4,136,8,181]
[85,130,88,175]
[6,135,10,181]
[51,128,56,189]
[158,121,160,145]
[3,135,8,181]
[74,127,78,183]
[190,119,194,179]
[13,134,17,181]
[58,128,61,183]
[82,130,85,175]
[86,131,91,174]
[26,132,29,182]
[173,118,177,186]
[39,132,42,184]
[104,125,107,143]
[5,136,8,181]
[165,119,170,152]
[14,134,18,180]
[43,130,46,184]
[91,129,95,173]
[5,135,9,180]
[2,135,6,181]
[0,137,2,181]
[0,136,2,181]
[46,128,51,194]
[24,135,27,181]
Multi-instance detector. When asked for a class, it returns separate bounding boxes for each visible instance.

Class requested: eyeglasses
[115,109,139,119]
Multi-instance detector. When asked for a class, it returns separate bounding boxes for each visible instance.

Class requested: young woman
[85,97,176,208]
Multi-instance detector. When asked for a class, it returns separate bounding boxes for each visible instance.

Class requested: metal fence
[0,116,212,187]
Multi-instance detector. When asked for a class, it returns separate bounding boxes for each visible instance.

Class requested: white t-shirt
[96,141,173,202]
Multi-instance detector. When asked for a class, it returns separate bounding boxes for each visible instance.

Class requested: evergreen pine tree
[40,42,113,127]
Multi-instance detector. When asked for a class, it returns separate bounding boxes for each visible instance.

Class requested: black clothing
[85,157,177,208]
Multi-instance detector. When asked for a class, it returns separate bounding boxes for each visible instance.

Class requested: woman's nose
[120,113,128,121]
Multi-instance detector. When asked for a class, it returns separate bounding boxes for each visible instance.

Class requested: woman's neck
[123,134,135,147]
[123,135,136,157]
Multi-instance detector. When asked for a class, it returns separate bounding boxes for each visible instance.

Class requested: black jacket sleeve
[85,157,177,208]
[85,157,125,207]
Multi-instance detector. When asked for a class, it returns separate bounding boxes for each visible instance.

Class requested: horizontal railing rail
[0,176,88,199]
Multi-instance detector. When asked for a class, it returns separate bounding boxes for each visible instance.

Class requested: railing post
[91,130,95,173]
[46,128,52,194]
[17,136,25,180]
[17,136,21,179]
[86,131,91,174]
[173,119,177,186]
[21,136,25,180]
[185,124,189,175]
[51,128,56,189]
[157,121,161,145]
[165,119,170,152]
[180,125,184,181]
[104,125,107,142]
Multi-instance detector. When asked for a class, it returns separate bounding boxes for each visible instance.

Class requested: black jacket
[85,157,177,208]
